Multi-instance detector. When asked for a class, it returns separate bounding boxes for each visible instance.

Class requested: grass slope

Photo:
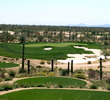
[0,62,19,68]
[0,42,102,60]
[0,89,110,100]
[14,77,87,87]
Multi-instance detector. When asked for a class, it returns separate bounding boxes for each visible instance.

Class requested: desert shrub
[87,61,92,64]
[0,84,13,91]
[0,68,7,79]
[107,85,110,90]
[0,78,3,82]
[73,73,86,79]
[60,69,68,76]
[74,69,84,74]
[18,83,30,88]
[106,78,110,84]
[18,68,27,73]
[5,77,12,81]
[16,58,19,60]
[36,65,42,68]
[40,60,45,64]
[89,84,98,89]
[47,61,50,64]
[48,72,55,76]
[57,83,63,88]
[87,68,99,79]
[3,58,7,60]
[36,72,47,76]
[8,70,16,77]
[37,84,45,87]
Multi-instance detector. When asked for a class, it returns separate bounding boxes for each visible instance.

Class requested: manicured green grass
[0,42,102,60]
[0,62,19,68]
[0,89,110,100]
[14,77,87,87]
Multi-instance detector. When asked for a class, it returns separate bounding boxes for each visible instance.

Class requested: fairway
[0,62,19,68]
[14,77,87,88]
[0,42,102,60]
[0,89,110,100]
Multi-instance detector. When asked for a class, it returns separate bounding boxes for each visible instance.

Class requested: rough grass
[0,89,110,100]
[0,42,102,60]
[0,62,19,68]
[14,77,87,88]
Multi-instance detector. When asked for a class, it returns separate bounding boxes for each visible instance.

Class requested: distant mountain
[67,23,110,27]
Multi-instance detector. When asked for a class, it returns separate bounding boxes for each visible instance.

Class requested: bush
[0,78,3,82]
[60,69,68,76]
[0,68,7,79]
[47,61,50,64]
[3,58,7,60]
[89,84,98,89]
[87,68,99,79]
[57,83,63,88]
[74,69,84,74]
[37,84,45,87]
[107,85,110,90]
[0,84,13,91]
[19,68,27,73]
[8,70,16,77]
[106,78,110,84]
[5,77,12,81]
[73,73,86,79]
[36,65,42,68]
[87,61,92,64]
[48,72,55,76]
[40,60,45,64]
[36,72,47,76]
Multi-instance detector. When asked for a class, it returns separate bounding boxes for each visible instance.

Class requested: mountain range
[67,23,110,27]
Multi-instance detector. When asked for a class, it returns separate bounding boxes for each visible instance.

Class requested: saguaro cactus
[22,42,25,70]
[100,58,103,80]
[27,60,30,74]
[68,62,70,75]
[51,58,54,71]
[71,60,73,74]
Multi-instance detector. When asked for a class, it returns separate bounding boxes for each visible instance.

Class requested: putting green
[25,42,87,47]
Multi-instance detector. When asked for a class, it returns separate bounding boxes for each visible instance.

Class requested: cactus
[71,60,73,74]
[68,62,70,75]
[51,58,54,71]
[100,58,102,80]
[27,60,30,74]
[22,42,25,70]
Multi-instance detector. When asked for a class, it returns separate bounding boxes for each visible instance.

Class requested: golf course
[0,42,102,60]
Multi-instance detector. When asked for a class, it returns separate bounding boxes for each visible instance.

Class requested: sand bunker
[57,46,110,64]
[44,47,52,50]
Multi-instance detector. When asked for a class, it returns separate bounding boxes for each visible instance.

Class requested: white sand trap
[44,47,52,50]
[57,46,110,64]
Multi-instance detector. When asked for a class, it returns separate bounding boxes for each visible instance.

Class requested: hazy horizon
[0,0,110,25]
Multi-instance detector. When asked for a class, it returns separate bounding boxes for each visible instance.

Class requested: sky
[0,0,110,25]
